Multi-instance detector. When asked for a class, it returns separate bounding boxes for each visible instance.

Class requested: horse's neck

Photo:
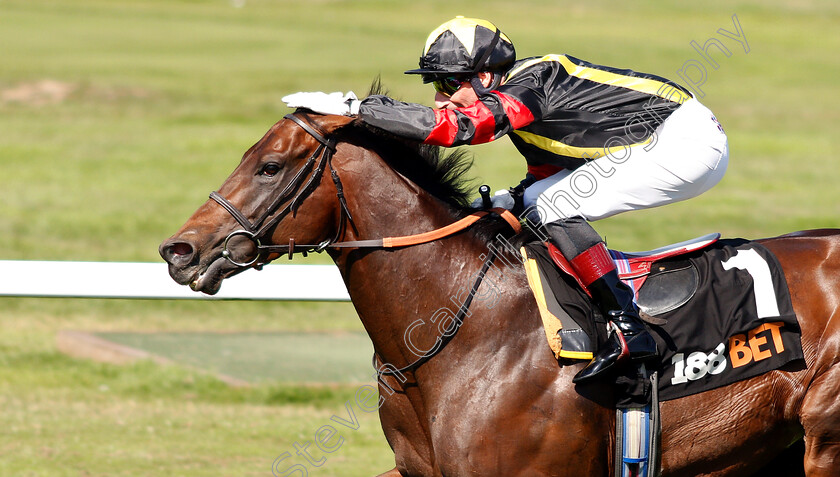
[330,148,500,367]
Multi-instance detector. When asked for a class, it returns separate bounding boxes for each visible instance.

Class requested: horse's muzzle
[159,236,201,286]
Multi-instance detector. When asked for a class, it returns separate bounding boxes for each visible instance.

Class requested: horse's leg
[749,439,805,477]
[801,364,840,476]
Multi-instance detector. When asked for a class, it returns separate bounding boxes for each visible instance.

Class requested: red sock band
[569,243,616,286]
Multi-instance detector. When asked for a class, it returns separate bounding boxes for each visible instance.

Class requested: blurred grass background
[99,331,375,383]
[1,0,838,475]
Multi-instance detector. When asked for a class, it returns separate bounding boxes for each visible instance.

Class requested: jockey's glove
[471,189,515,210]
[282,91,360,116]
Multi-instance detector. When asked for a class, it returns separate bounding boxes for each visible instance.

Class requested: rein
[210,113,522,267]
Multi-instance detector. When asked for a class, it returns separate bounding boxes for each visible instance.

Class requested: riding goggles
[432,75,472,97]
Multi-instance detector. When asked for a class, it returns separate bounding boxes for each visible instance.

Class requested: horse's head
[159,113,354,294]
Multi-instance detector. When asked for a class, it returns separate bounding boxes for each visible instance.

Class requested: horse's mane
[334,79,531,245]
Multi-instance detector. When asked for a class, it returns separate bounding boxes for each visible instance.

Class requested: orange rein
[259,208,522,262]
[326,207,522,250]
[382,208,521,248]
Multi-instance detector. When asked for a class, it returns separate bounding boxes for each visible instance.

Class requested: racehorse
[159,111,840,476]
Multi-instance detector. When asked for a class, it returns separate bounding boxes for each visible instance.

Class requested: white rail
[0,261,350,301]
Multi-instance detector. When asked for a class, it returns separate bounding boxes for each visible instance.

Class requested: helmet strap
[469,28,503,96]
[472,28,501,74]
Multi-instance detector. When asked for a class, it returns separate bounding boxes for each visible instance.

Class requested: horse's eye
[260,163,281,177]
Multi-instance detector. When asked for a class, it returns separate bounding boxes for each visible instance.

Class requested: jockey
[283,16,729,383]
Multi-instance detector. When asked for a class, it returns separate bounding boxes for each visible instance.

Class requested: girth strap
[375,246,499,379]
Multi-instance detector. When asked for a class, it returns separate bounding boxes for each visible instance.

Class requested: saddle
[567,233,718,315]
[521,233,803,401]
[523,234,719,360]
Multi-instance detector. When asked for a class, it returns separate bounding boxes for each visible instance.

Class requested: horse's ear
[315,115,355,135]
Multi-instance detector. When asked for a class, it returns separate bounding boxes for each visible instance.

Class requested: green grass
[0,298,391,476]
[1,0,838,475]
[99,331,375,384]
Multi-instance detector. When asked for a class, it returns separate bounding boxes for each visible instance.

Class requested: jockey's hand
[282,91,361,116]
[471,189,515,210]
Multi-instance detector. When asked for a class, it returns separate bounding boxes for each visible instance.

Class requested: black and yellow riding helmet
[405,17,515,85]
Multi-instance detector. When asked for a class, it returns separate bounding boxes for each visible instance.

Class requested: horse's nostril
[161,240,195,264]
[169,242,193,257]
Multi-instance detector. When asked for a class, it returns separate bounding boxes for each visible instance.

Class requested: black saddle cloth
[525,238,804,401]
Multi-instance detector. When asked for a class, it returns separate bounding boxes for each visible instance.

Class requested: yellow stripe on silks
[558,349,594,360]
[507,54,691,104]
[512,129,653,160]
[521,247,564,359]
[555,55,691,103]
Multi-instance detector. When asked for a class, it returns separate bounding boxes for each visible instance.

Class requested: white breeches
[524,98,729,222]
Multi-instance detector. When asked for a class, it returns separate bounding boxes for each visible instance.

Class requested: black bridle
[211,113,522,269]
[209,112,518,377]
[209,113,355,267]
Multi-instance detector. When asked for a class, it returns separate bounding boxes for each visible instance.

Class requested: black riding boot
[542,220,658,383]
[572,270,658,383]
